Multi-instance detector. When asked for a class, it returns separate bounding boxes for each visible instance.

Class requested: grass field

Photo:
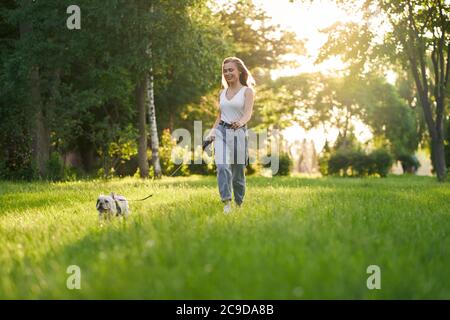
[0,175,449,299]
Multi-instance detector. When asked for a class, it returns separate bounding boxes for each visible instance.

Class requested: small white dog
[96,192,130,221]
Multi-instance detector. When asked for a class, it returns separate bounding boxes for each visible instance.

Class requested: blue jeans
[214,123,248,205]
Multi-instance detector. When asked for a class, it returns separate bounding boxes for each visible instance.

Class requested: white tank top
[219,86,247,124]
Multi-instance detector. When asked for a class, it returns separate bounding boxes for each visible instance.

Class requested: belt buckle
[221,121,231,128]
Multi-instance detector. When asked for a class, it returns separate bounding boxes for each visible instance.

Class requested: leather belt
[219,120,246,129]
[219,120,233,128]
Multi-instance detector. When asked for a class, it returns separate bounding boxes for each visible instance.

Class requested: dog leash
[129,194,153,202]
[168,139,214,177]
[129,139,214,201]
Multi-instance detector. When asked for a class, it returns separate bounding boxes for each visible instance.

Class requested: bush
[46,152,65,181]
[369,149,394,177]
[326,148,393,178]
[245,162,257,175]
[397,154,420,174]
[350,149,371,177]
[318,156,328,176]
[0,160,39,181]
[328,149,351,176]
[318,141,331,176]
[274,153,292,176]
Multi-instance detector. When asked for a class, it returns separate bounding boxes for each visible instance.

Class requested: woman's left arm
[231,88,255,129]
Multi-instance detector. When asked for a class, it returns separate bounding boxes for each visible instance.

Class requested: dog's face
[96,195,116,213]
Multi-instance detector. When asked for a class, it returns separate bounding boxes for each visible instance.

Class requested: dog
[96,192,130,221]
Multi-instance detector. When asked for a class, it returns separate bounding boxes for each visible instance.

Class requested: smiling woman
[206,57,256,213]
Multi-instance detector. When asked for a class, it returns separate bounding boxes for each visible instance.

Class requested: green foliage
[159,129,177,175]
[309,0,449,181]
[215,0,305,72]
[360,74,419,157]
[96,125,139,179]
[0,157,37,181]
[159,129,190,177]
[326,137,394,178]
[45,152,65,182]
[275,153,293,176]
[369,149,394,177]
[318,141,331,176]
[245,162,257,175]
[0,0,230,179]
[397,154,421,174]
[262,152,292,176]
[328,149,352,177]
[159,128,221,177]
[261,71,420,161]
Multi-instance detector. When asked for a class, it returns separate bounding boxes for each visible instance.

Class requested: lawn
[0,175,449,299]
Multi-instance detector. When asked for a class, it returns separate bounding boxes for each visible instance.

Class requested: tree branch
[407,1,430,107]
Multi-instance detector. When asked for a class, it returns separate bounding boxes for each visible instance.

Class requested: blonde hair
[221,57,255,88]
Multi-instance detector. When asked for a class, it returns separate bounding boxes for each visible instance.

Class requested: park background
[0,0,449,299]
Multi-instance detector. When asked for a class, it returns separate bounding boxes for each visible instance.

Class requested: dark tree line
[0,0,301,180]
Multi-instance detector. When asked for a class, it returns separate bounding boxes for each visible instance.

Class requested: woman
[207,57,255,214]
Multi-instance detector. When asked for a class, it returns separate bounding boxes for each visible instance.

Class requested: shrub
[46,152,65,181]
[350,149,370,177]
[318,141,331,176]
[189,144,216,176]
[274,153,292,176]
[245,162,257,175]
[159,129,177,175]
[0,156,37,181]
[397,154,421,174]
[328,149,351,176]
[325,148,393,178]
[369,149,394,177]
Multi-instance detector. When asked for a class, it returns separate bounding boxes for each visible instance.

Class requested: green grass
[0,175,449,299]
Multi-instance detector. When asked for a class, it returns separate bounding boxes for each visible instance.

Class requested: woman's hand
[231,120,244,129]
[206,129,216,141]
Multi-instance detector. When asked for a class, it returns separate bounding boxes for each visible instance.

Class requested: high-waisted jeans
[214,123,248,205]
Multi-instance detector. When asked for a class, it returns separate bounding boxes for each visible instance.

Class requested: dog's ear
[110,192,115,199]
[96,199,100,209]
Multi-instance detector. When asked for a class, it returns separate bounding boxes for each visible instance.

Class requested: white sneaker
[223,201,232,214]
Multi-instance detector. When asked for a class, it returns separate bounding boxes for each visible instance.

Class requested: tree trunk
[136,77,149,178]
[168,107,174,132]
[431,136,446,181]
[408,47,447,181]
[413,79,447,181]
[432,91,447,181]
[146,54,162,178]
[47,68,61,149]
[20,4,49,179]
[31,67,50,178]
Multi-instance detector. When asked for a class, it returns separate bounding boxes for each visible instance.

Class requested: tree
[215,0,305,73]
[259,72,419,162]
[313,0,449,181]
[135,78,149,177]
[132,0,228,178]
[358,73,420,158]
[0,0,229,180]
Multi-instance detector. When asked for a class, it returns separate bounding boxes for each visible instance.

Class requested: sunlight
[250,0,371,149]
[282,120,373,153]
[253,0,364,77]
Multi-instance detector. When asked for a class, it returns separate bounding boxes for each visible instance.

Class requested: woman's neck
[228,81,242,90]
